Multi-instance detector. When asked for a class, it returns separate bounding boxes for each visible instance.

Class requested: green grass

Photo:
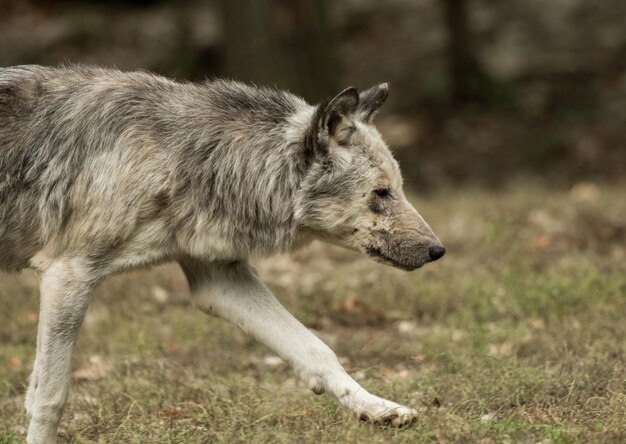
[0,430,17,444]
[1,184,625,443]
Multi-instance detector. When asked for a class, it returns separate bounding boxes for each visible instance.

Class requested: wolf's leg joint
[179,258,417,427]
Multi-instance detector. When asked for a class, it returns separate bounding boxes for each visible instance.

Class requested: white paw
[351,393,417,427]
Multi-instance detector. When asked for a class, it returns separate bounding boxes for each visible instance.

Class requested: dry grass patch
[1,183,625,443]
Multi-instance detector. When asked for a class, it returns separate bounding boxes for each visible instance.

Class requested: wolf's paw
[351,393,417,427]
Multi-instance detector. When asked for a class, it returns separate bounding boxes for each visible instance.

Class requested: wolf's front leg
[26,259,96,444]
[180,259,417,427]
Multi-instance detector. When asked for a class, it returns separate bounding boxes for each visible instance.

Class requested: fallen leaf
[530,235,552,252]
[411,354,426,364]
[331,298,386,326]
[333,297,358,313]
[382,367,395,379]
[158,406,187,419]
[527,209,563,234]
[25,310,38,324]
[73,355,109,381]
[527,410,552,424]
[165,340,179,354]
[9,356,22,370]
[488,342,513,357]
[302,408,318,417]
[528,318,546,330]
[435,428,447,443]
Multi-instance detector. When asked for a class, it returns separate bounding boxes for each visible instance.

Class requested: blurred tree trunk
[219,0,338,101]
[441,0,488,103]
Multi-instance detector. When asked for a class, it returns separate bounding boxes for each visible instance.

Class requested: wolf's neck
[172,100,315,260]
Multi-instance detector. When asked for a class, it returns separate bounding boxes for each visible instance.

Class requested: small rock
[151,285,169,304]
[263,355,284,367]
[397,320,417,333]
[569,182,600,202]
[9,356,22,370]
[528,209,565,235]
[480,413,495,422]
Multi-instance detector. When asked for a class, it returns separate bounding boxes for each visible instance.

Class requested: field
[1,184,624,443]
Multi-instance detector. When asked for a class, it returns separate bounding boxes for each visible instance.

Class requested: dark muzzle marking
[365,245,421,271]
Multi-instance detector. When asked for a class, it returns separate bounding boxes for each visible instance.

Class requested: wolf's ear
[305,86,359,159]
[357,83,389,123]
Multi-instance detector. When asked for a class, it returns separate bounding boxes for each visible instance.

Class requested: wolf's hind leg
[180,259,417,427]
[26,258,95,444]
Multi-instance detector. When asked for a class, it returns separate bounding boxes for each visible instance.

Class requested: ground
[0,183,624,443]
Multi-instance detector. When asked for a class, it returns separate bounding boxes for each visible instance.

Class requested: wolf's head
[295,84,444,271]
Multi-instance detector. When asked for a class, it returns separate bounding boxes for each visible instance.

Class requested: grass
[1,183,625,443]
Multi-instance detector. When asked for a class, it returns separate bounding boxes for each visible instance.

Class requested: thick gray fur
[1,65,309,270]
[0,65,444,443]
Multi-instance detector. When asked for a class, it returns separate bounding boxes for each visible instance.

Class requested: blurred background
[1,0,624,190]
[1,1,625,442]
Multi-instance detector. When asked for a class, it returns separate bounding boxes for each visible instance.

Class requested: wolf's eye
[374,188,391,198]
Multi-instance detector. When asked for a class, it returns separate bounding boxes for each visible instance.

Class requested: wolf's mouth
[365,246,422,271]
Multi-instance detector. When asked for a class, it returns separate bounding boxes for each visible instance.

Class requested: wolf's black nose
[429,245,446,261]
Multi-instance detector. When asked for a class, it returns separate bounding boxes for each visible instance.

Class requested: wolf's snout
[365,236,444,271]
[428,245,446,261]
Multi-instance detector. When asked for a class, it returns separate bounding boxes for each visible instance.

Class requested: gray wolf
[0,65,445,443]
